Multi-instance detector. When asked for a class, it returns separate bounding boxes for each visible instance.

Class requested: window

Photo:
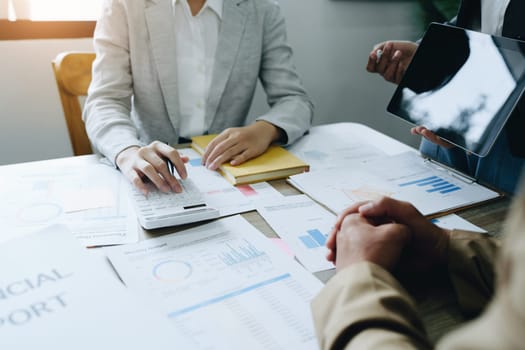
[0,0,100,40]
[6,0,102,21]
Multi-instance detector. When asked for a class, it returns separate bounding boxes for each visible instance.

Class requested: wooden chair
[52,52,96,155]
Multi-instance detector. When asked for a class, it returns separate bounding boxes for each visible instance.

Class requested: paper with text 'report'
[0,225,192,349]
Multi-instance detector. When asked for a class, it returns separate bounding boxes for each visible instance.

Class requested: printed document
[0,158,138,247]
[431,214,486,233]
[287,123,411,171]
[257,195,335,272]
[106,215,324,350]
[289,152,499,216]
[178,148,284,216]
[255,197,484,273]
[0,225,190,349]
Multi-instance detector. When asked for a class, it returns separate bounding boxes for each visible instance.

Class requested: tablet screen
[387,23,525,157]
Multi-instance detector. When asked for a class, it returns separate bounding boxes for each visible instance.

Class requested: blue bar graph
[399,176,461,194]
[299,229,327,249]
[398,176,439,187]
[299,235,318,249]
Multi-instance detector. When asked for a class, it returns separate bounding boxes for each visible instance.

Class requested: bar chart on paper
[288,152,499,216]
[299,229,328,249]
[398,176,461,194]
[106,216,323,350]
[219,240,266,266]
[257,195,335,272]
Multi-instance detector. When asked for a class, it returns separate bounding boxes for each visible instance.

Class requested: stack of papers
[106,215,324,350]
[0,225,190,349]
[0,159,138,247]
[287,122,411,171]
[0,122,497,348]
[256,196,487,273]
[289,152,500,216]
[178,148,284,216]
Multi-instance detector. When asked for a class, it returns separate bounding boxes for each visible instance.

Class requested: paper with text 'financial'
[106,215,324,350]
[0,225,191,349]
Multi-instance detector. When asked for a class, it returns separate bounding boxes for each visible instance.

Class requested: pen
[165,141,175,176]
[167,158,175,176]
[165,143,185,194]
[375,49,383,63]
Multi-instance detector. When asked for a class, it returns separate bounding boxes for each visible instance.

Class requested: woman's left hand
[202,121,283,170]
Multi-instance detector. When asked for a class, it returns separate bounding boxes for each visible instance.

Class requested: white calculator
[131,178,219,229]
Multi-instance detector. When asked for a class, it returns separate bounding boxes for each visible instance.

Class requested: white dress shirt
[481,0,511,35]
[172,0,223,138]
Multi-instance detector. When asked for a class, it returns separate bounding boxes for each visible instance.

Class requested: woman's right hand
[116,141,189,195]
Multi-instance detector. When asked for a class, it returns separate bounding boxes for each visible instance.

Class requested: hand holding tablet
[387,23,525,157]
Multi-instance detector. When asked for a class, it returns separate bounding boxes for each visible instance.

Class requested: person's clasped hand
[201,121,283,170]
[327,197,451,273]
[328,209,411,272]
[116,141,189,196]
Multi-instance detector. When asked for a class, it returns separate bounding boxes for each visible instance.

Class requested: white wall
[0,38,93,164]
[248,0,426,147]
[0,1,425,165]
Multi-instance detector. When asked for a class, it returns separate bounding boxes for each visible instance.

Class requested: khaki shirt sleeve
[311,262,432,350]
[438,196,525,349]
[310,231,500,350]
[447,230,500,316]
[311,196,524,350]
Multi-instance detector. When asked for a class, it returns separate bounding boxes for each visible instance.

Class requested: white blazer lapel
[145,0,181,132]
[206,0,248,128]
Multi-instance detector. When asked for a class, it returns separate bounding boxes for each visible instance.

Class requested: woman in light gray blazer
[84,0,313,194]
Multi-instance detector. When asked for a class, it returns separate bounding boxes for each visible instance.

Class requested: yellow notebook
[191,134,310,185]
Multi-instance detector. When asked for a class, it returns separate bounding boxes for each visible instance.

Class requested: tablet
[387,23,525,157]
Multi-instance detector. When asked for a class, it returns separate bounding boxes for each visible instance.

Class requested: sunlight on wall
[7,0,16,21]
